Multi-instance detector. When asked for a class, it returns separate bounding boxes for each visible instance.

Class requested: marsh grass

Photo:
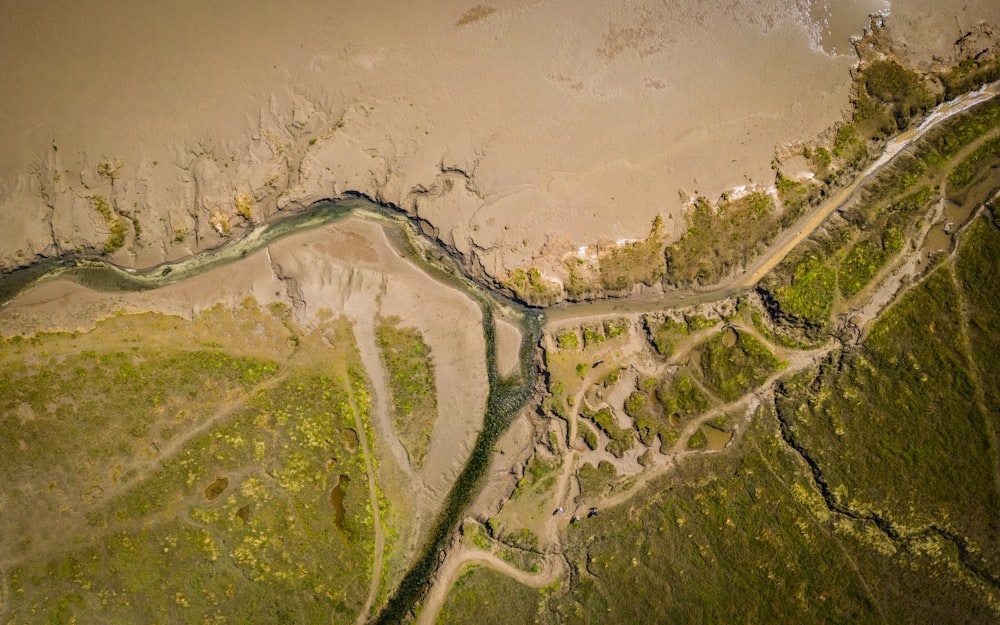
[1,305,385,624]
[666,192,779,286]
[376,317,438,468]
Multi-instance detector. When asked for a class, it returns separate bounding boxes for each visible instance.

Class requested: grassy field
[0,303,391,624]
[666,192,781,286]
[376,317,438,468]
[435,565,550,625]
[466,218,1000,621]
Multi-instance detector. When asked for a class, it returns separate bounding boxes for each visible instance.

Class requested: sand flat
[6,1,992,277]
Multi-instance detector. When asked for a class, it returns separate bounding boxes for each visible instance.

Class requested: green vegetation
[91,194,113,222]
[685,428,708,450]
[376,317,438,467]
[437,566,547,625]
[763,164,937,328]
[658,372,711,418]
[948,135,1000,190]
[1,307,384,624]
[505,267,561,306]
[96,159,123,181]
[626,371,709,450]
[940,53,1000,100]
[234,193,254,221]
[833,123,868,165]
[763,98,1000,331]
[915,98,1000,168]
[955,217,1000,423]
[774,221,1000,583]
[555,329,579,350]
[643,314,688,357]
[838,227,904,297]
[698,331,782,402]
[859,60,932,131]
[577,461,618,499]
[602,318,628,339]
[520,225,1000,619]
[805,145,832,171]
[580,407,634,458]
[666,192,779,286]
[545,399,1000,623]
[90,194,130,253]
[105,217,129,253]
[597,216,666,290]
[775,172,816,226]
[513,455,559,500]
[770,254,838,326]
[581,324,605,348]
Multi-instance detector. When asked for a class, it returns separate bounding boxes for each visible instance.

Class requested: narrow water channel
[0,196,543,623]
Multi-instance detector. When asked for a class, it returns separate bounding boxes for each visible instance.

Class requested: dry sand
[5,1,993,281]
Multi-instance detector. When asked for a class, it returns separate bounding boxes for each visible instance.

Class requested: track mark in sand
[347,379,385,625]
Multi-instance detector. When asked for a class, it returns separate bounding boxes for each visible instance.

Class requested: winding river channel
[1,81,997,622]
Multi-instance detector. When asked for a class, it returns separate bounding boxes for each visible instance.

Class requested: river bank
[6,1,994,290]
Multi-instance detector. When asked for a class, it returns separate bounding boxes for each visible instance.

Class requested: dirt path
[416,544,565,625]
[348,381,386,625]
[546,84,1000,326]
[98,366,292,505]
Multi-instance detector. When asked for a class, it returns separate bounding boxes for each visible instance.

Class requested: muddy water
[722,326,739,347]
[806,0,890,55]
[704,426,734,451]
[921,198,979,256]
[203,476,229,501]
[330,474,351,531]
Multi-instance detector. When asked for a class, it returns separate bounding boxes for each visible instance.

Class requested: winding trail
[347,380,386,625]
[546,81,1000,325]
[411,85,1000,624]
[416,545,565,625]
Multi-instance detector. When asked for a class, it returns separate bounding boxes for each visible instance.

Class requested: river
[0,81,997,623]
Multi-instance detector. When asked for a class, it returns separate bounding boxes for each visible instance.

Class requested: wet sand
[5,1,992,280]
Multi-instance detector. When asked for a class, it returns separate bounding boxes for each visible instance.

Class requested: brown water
[704,426,733,451]
[203,476,229,501]
[344,427,360,453]
[722,327,739,347]
[920,199,978,257]
[330,474,351,531]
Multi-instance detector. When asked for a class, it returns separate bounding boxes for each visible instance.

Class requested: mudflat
[5,1,992,279]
